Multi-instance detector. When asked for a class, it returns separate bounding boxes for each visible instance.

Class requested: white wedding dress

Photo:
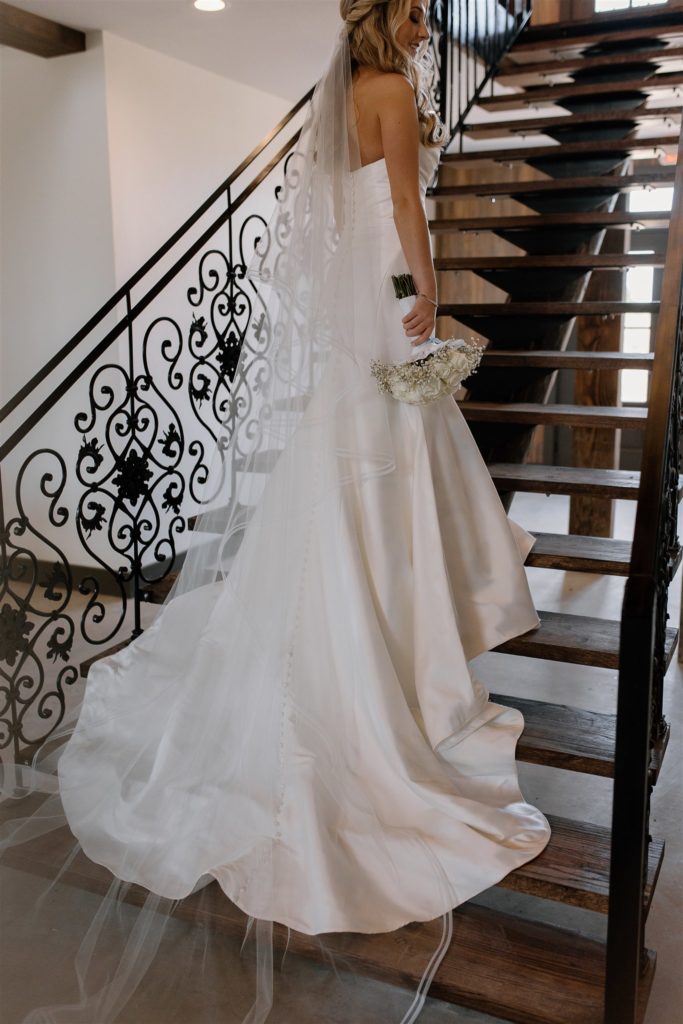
[57,140,552,943]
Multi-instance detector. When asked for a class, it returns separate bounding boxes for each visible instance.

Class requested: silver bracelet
[418,292,438,308]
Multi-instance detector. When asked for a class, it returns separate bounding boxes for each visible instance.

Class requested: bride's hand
[402,294,437,346]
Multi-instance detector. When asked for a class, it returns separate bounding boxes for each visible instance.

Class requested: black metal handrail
[0,83,314,761]
[606,126,683,1024]
[432,0,532,149]
[0,88,313,452]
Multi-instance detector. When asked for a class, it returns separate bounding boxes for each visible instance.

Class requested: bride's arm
[375,73,437,347]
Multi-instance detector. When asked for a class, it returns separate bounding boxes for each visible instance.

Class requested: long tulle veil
[0,17,456,1024]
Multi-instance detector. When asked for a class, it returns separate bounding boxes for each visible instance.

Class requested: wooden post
[569,199,630,537]
[531,0,596,25]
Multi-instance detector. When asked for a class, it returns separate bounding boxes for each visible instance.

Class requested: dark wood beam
[0,1,85,58]
[569,193,630,539]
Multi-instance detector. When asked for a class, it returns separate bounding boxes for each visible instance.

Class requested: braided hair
[340,0,445,147]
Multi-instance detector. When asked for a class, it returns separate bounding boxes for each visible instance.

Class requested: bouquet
[370,273,483,406]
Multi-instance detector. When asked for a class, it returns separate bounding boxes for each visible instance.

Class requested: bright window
[621,261,655,402]
[628,187,674,212]
[595,0,667,11]
[618,186,674,403]
[590,0,671,401]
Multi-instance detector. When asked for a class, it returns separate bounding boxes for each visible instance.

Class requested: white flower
[370,339,483,406]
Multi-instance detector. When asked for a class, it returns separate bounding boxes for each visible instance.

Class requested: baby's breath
[370,340,483,406]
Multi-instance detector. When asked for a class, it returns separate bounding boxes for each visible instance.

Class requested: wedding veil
[1,13,456,1024]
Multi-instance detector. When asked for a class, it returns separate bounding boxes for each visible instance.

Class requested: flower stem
[391,273,417,300]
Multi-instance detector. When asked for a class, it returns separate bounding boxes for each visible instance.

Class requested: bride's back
[350,66,391,168]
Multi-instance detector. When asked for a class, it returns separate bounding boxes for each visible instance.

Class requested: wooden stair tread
[429,211,672,231]
[137,533,633,614]
[495,608,678,673]
[434,254,665,270]
[511,29,683,59]
[488,461,642,498]
[501,811,664,914]
[511,23,683,56]
[80,637,131,678]
[480,349,654,369]
[186,500,252,532]
[443,301,659,315]
[498,45,683,79]
[478,72,683,111]
[493,692,615,777]
[463,105,682,139]
[84,612,679,698]
[457,402,648,429]
[0,816,656,1024]
[494,692,670,785]
[518,4,683,41]
[430,169,675,197]
[442,135,679,164]
[525,531,632,574]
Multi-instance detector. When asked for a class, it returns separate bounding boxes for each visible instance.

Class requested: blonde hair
[340,0,445,148]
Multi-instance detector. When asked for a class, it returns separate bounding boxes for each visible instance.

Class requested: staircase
[137,6,680,1021]
[2,3,682,1024]
[424,5,681,1022]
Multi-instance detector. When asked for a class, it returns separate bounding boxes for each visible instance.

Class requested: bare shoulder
[363,71,416,108]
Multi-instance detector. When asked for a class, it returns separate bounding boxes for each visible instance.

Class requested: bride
[1,2,551,1021]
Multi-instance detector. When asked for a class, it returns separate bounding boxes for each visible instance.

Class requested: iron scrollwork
[0,454,78,761]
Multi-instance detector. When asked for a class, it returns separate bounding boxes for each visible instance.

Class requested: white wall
[0,33,115,405]
[0,28,293,570]
[101,30,290,285]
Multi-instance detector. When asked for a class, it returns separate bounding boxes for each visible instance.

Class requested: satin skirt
[58,150,552,937]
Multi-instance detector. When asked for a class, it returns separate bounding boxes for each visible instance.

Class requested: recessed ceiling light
[194,0,228,11]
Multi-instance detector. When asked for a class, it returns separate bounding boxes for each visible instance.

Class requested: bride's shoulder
[356,70,416,113]
[355,67,413,93]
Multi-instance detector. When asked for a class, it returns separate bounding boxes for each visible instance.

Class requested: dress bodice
[348,142,440,236]
[351,141,440,195]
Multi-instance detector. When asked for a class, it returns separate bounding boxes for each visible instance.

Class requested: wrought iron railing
[0,89,311,764]
[1,1,534,766]
[606,125,683,1024]
[430,0,532,148]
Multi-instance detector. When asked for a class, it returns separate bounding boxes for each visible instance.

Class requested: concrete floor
[1,492,681,1023]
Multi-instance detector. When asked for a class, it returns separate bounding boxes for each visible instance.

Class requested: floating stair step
[495,695,616,775]
[457,402,648,429]
[477,73,683,111]
[430,169,675,198]
[488,462,642,499]
[141,571,178,604]
[480,349,654,369]
[463,105,682,139]
[80,637,132,678]
[443,301,658,316]
[435,254,665,271]
[499,811,664,915]
[185,500,253,532]
[0,819,657,1024]
[491,463,683,504]
[131,537,653,615]
[524,531,633,574]
[488,692,670,784]
[511,24,683,56]
[494,608,678,672]
[429,211,672,232]
[516,4,683,42]
[442,135,679,165]
[498,45,683,80]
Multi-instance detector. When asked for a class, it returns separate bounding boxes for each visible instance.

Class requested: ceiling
[5,1,341,100]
